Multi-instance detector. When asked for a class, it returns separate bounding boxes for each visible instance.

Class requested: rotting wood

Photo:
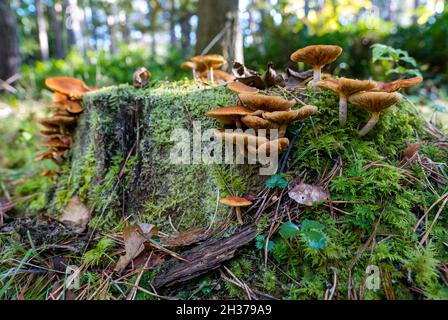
[152,223,257,288]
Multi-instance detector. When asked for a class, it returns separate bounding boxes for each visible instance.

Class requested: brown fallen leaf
[288,183,329,206]
[115,222,158,273]
[403,140,421,161]
[59,195,91,233]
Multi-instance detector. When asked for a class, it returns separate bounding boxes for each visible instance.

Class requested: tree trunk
[0,0,20,83]
[36,0,50,60]
[180,16,192,55]
[51,1,65,59]
[168,0,176,47]
[195,0,244,67]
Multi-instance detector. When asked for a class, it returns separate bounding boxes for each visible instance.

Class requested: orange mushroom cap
[219,196,252,207]
[206,105,252,125]
[372,76,423,93]
[239,93,296,112]
[45,77,93,100]
[290,45,343,67]
[227,81,260,94]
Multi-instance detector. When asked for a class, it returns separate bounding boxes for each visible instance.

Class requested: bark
[195,0,244,67]
[36,0,50,60]
[0,0,20,82]
[51,1,65,59]
[153,223,257,288]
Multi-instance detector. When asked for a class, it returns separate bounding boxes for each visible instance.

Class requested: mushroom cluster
[36,77,94,175]
[207,81,317,164]
[287,44,421,136]
[182,54,235,83]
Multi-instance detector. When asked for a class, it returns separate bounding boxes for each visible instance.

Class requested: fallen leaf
[403,140,421,161]
[288,183,329,206]
[115,222,158,272]
[233,62,285,89]
[59,195,91,233]
[284,68,313,88]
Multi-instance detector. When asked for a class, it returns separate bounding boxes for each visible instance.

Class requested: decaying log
[152,223,257,288]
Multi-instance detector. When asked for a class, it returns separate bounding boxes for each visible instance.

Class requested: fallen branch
[152,223,257,288]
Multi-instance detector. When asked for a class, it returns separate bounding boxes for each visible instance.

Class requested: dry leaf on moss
[288,183,329,206]
[115,222,159,272]
[59,195,91,233]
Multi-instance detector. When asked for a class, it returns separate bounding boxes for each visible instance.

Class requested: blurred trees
[1,0,447,89]
[0,0,20,83]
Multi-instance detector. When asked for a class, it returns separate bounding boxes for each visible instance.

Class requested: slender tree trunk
[0,0,20,83]
[51,1,65,59]
[169,0,176,47]
[64,0,79,51]
[180,16,192,55]
[36,0,50,60]
[195,0,243,67]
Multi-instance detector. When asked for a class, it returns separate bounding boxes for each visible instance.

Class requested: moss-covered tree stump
[41,80,447,299]
[50,81,263,231]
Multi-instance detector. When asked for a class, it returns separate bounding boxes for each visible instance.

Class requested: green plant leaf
[278,221,300,239]
[266,174,288,189]
[301,219,326,231]
[255,235,275,252]
[302,230,328,249]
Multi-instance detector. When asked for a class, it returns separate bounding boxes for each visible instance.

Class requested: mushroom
[239,93,296,112]
[257,138,290,156]
[206,105,252,128]
[262,105,318,124]
[219,196,252,224]
[45,77,93,100]
[35,149,66,162]
[40,115,76,128]
[200,69,235,83]
[240,115,279,130]
[41,137,72,149]
[348,91,402,137]
[290,45,343,84]
[262,105,318,137]
[191,54,226,83]
[181,60,207,80]
[215,130,268,147]
[133,67,152,88]
[316,78,376,126]
[372,76,423,93]
[227,81,260,94]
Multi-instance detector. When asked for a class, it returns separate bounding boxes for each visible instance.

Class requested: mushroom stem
[235,207,243,224]
[358,112,380,137]
[208,68,215,83]
[235,118,243,129]
[312,65,322,84]
[339,94,348,127]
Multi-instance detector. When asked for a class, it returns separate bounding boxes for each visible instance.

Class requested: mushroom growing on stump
[191,54,226,83]
[45,77,94,100]
[349,91,402,137]
[262,104,318,137]
[200,69,235,83]
[133,67,152,88]
[239,93,296,112]
[316,78,376,127]
[206,105,252,128]
[290,45,343,85]
[227,81,260,94]
[257,138,290,156]
[181,60,207,80]
[219,196,252,224]
[240,115,279,131]
[372,76,423,93]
